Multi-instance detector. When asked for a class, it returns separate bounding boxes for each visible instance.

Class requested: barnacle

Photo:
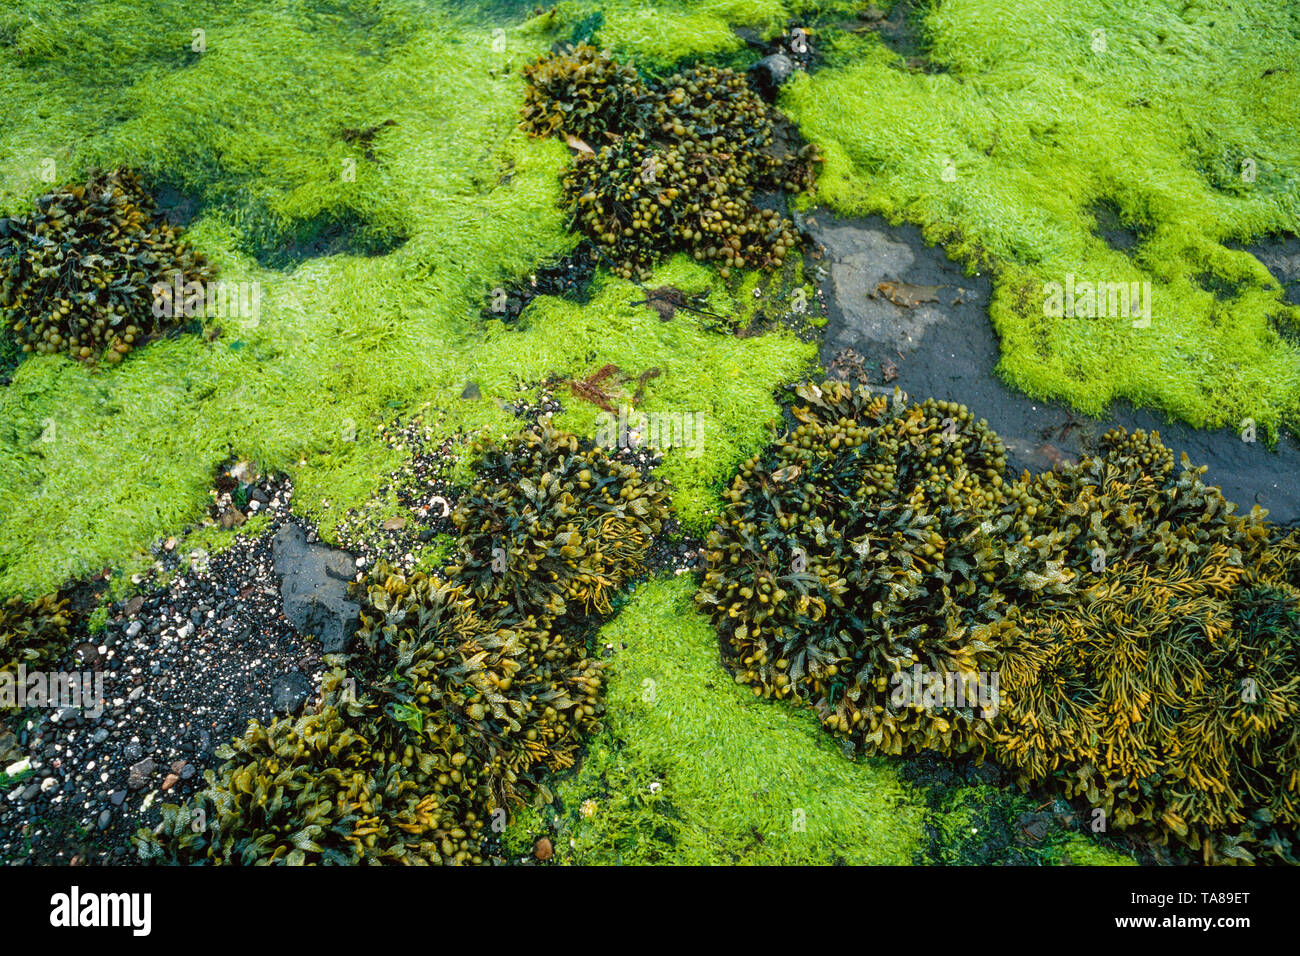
[520,47,820,281]
[0,168,215,365]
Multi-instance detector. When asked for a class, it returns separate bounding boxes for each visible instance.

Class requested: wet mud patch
[1194,270,1247,302]
[1088,199,1146,252]
[152,183,205,230]
[811,213,1300,522]
[481,242,599,325]
[867,0,946,74]
[253,211,407,271]
[1237,232,1300,307]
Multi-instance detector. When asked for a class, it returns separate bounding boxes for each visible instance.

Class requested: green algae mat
[2,0,1297,869]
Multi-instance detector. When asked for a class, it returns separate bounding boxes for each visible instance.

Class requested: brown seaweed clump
[0,593,71,679]
[448,422,669,620]
[695,381,1011,758]
[699,386,1300,864]
[994,430,1298,864]
[521,44,820,281]
[0,168,214,365]
[137,425,669,865]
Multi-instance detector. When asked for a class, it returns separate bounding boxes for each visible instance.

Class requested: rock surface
[127,757,156,791]
[748,53,794,99]
[271,670,312,715]
[272,522,361,654]
[811,213,1300,523]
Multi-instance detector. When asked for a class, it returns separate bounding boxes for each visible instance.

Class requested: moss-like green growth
[0,2,814,601]
[506,575,926,864]
[784,0,1300,435]
[544,0,788,71]
[1048,833,1137,867]
[1,168,214,365]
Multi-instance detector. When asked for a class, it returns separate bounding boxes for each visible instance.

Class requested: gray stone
[748,53,794,99]
[98,809,113,830]
[271,671,312,715]
[272,523,361,654]
[812,219,948,352]
[127,757,156,791]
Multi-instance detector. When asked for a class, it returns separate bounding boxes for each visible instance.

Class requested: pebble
[271,671,312,715]
[0,471,333,864]
[127,757,156,791]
